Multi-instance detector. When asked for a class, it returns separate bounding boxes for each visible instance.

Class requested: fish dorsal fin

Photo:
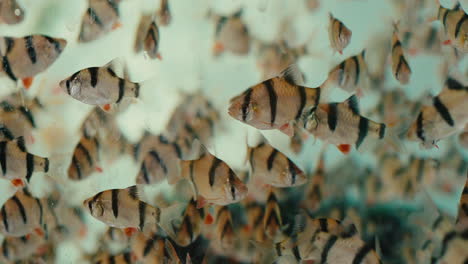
[125,185,140,200]
[344,95,359,115]
[14,136,26,152]
[360,49,366,58]
[103,57,126,78]
[279,64,304,86]
[233,9,243,18]
[445,77,466,91]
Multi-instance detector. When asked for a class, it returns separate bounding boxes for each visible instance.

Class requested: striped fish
[132,232,181,264]
[0,0,24,25]
[134,133,183,185]
[228,65,321,137]
[59,63,140,110]
[391,28,412,85]
[323,50,367,95]
[213,9,250,56]
[83,186,175,236]
[78,0,123,43]
[0,232,45,262]
[0,101,39,143]
[103,227,131,245]
[156,0,172,26]
[180,147,248,208]
[437,3,468,53]
[263,191,285,240]
[171,198,203,247]
[256,41,306,80]
[93,252,136,264]
[68,135,101,181]
[457,174,468,229]
[134,15,161,60]
[0,137,49,187]
[212,206,236,250]
[246,136,306,188]
[328,13,352,55]
[0,35,67,89]
[243,201,267,242]
[0,189,47,237]
[407,77,468,149]
[303,95,387,154]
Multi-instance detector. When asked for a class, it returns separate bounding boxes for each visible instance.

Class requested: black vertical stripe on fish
[111,189,119,218]
[77,142,93,166]
[327,103,338,131]
[275,242,283,256]
[143,235,155,256]
[319,218,328,232]
[426,27,437,49]
[44,36,63,53]
[442,9,449,28]
[215,16,228,36]
[4,37,14,53]
[320,235,338,264]
[352,56,360,85]
[264,80,277,126]
[106,0,120,16]
[123,252,131,264]
[228,169,237,201]
[416,112,425,142]
[352,242,374,264]
[295,86,306,120]
[338,21,343,39]
[0,126,14,140]
[172,143,182,159]
[184,123,198,139]
[2,240,8,259]
[87,8,103,27]
[292,245,302,261]
[395,55,405,79]
[241,88,253,122]
[88,67,99,88]
[208,157,222,188]
[416,159,425,182]
[116,78,125,103]
[356,117,369,149]
[25,153,34,182]
[379,124,385,139]
[338,62,345,86]
[109,255,116,264]
[249,147,255,172]
[392,40,401,51]
[18,106,36,128]
[221,221,233,240]
[12,196,27,224]
[439,230,457,258]
[141,162,150,183]
[267,149,278,171]
[455,14,467,38]
[134,83,140,98]
[149,150,168,174]
[0,141,6,175]
[35,198,43,226]
[1,206,9,232]
[446,77,465,90]
[71,156,82,179]
[2,56,17,81]
[287,159,297,185]
[15,137,26,152]
[432,215,443,229]
[189,161,198,196]
[25,36,37,64]
[138,201,146,231]
[461,203,468,216]
[433,96,454,126]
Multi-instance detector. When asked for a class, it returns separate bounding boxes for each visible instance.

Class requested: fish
[134,15,162,60]
[175,109,220,150]
[134,133,183,185]
[0,0,24,25]
[0,232,45,262]
[78,0,123,43]
[68,135,101,180]
[262,191,285,240]
[0,189,47,237]
[303,153,326,212]
[0,35,67,89]
[156,0,171,26]
[171,198,203,246]
[180,146,248,208]
[103,227,130,245]
[93,252,137,264]
[213,9,250,56]
[228,65,321,137]
[328,13,352,54]
[457,174,468,229]
[407,77,468,148]
[243,201,267,242]
[59,63,140,110]
[437,3,468,53]
[289,125,308,154]
[0,101,39,143]
[0,137,49,187]
[212,206,236,250]
[132,232,181,264]
[302,95,388,154]
[256,41,307,80]
[460,130,468,149]
[246,135,307,188]
[322,50,368,95]
[391,26,412,84]
[83,186,179,236]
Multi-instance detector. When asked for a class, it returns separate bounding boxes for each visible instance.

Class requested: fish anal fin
[22,77,34,90]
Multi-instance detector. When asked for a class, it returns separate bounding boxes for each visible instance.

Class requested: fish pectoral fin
[279,64,304,86]
[279,123,295,138]
[123,227,138,237]
[337,144,351,154]
[22,77,34,90]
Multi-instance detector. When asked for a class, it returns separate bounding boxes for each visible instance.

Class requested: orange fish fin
[95,166,103,173]
[213,42,224,54]
[79,226,88,238]
[204,213,214,225]
[442,39,452,45]
[22,77,34,90]
[11,179,25,188]
[196,196,208,209]
[279,123,294,137]
[124,227,138,237]
[112,21,122,30]
[101,104,112,112]
[156,53,162,60]
[25,234,31,240]
[338,50,343,55]
[34,228,45,237]
[337,144,351,154]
